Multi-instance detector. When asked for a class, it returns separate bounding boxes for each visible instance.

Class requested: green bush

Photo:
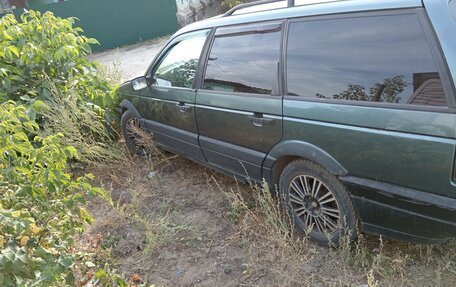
[220,0,253,11]
[0,101,105,286]
[0,10,122,285]
[1,10,124,164]
[0,10,115,111]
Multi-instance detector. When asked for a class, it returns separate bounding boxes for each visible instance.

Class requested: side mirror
[131,76,149,91]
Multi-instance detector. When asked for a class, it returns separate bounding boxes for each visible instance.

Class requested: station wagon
[117,0,456,245]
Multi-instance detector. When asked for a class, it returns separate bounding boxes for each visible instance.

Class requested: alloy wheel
[288,175,340,234]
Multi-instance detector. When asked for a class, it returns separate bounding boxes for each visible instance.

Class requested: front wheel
[279,160,359,246]
[121,110,145,155]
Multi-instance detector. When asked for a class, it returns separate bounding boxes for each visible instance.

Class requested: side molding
[264,140,348,175]
[120,100,141,118]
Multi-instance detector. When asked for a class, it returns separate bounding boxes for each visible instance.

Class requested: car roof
[176,0,423,37]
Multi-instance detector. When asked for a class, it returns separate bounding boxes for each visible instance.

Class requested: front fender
[120,99,141,118]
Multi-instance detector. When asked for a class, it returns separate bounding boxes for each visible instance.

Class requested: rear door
[195,22,284,181]
[139,30,210,162]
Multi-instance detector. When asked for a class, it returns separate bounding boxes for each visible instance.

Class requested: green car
[117,0,456,245]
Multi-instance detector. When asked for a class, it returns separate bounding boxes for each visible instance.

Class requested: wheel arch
[263,140,348,186]
[120,99,141,118]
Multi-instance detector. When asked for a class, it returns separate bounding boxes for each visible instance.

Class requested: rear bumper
[341,176,456,244]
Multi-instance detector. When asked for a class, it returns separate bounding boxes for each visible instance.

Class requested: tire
[120,110,144,155]
[279,159,358,246]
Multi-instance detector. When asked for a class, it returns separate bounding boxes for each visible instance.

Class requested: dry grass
[216,179,306,254]
[79,130,456,287]
[217,175,456,287]
[38,84,127,166]
[37,60,125,167]
[216,179,345,286]
[96,58,123,88]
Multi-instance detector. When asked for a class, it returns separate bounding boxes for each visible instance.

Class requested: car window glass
[203,29,281,95]
[154,35,207,89]
[287,14,447,106]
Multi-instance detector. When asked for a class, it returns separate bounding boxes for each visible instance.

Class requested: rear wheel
[279,159,358,246]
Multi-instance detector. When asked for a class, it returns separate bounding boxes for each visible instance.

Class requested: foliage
[0,10,125,286]
[38,85,125,165]
[1,10,124,164]
[0,101,104,285]
[0,10,116,111]
[220,0,250,10]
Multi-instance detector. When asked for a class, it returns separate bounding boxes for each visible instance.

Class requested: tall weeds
[217,179,307,256]
[39,87,126,165]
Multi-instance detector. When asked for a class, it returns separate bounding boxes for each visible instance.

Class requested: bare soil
[82,154,455,287]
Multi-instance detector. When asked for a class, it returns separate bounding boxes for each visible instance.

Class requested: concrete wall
[176,0,221,27]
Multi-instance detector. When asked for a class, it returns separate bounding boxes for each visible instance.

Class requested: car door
[195,22,284,181]
[139,30,210,162]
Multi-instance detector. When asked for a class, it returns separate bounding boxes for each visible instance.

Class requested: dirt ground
[83,40,456,286]
[84,154,455,287]
[87,37,169,82]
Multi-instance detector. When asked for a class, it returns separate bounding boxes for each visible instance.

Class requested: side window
[153,35,207,89]
[203,28,281,95]
[287,14,448,107]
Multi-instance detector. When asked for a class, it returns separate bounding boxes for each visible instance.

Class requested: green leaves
[3,45,19,59]
[0,10,116,112]
[0,9,121,165]
[0,102,104,285]
[0,10,119,286]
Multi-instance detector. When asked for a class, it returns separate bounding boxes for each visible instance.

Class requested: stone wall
[176,0,221,27]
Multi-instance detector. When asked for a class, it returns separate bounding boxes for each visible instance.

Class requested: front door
[195,22,284,181]
[139,30,210,162]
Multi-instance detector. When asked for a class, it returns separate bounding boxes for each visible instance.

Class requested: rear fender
[263,140,348,186]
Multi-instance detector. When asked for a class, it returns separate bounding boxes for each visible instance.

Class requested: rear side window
[287,14,447,107]
[203,29,281,95]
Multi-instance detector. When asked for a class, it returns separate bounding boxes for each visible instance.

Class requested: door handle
[248,113,275,127]
[176,102,192,113]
